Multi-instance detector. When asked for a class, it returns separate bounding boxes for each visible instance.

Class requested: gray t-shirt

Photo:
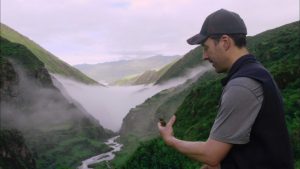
[209,77,264,144]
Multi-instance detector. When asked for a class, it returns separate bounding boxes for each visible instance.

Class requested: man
[158,9,294,169]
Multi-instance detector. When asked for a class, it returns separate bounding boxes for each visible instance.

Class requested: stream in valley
[78,136,123,169]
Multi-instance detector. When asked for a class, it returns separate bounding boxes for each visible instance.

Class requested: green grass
[155,46,204,84]
[0,23,98,84]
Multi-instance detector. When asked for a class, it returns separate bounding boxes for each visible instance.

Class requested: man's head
[187,9,248,73]
[187,9,247,45]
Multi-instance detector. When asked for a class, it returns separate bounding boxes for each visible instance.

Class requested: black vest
[220,54,294,169]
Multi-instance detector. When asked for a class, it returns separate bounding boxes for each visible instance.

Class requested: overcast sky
[1,0,299,65]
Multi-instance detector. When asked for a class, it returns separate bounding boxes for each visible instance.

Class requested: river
[78,136,123,169]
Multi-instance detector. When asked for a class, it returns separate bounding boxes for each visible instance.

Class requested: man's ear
[221,35,231,51]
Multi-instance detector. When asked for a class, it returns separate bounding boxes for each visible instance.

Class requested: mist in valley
[1,61,87,132]
[52,63,212,132]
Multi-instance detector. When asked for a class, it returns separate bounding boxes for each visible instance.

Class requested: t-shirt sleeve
[209,79,263,144]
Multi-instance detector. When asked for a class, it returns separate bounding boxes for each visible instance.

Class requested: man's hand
[157,115,176,146]
[158,115,230,166]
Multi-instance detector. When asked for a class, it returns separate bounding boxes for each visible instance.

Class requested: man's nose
[202,51,209,60]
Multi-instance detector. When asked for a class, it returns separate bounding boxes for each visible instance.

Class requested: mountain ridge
[75,55,181,84]
[0,36,114,169]
[0,23,99,85]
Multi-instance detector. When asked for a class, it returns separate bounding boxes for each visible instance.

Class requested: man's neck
[227,47,249,71]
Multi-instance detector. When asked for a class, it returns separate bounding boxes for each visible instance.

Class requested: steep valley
[0,37,114,169]
[0,21,299,169]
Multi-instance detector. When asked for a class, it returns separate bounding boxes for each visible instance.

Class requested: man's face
[202,37,228,73]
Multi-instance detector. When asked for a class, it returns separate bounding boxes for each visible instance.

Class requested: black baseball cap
[187,9,247,45]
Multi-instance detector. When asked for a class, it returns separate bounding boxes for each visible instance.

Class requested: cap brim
[187,33,207,45]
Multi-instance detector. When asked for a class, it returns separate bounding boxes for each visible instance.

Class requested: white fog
[52,63,211,132]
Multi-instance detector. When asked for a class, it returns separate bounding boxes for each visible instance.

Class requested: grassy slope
[0,37,113,169]
[133,60,178,85]
[113,59,177,85]
[118,21,300,168]
[155,46,204,84]
[0,23,98,85]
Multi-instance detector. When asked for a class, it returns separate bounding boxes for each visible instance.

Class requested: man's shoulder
[227,77,262,89]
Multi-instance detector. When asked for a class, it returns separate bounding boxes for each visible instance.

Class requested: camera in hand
[159,118,166,127]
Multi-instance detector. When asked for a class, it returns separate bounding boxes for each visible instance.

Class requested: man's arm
[158,115,232,166]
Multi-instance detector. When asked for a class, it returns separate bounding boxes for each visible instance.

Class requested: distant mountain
[0,23,99,85]
[113,60,176,85]
[0,37,114,169]
[116,45,205,86]
[75,55,181,84]
[113,43,206,86]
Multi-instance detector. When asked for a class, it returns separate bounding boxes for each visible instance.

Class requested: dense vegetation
[0,23,98,84]
[114,80,194,166]
[0,129,36,169]
[155,46,204,84]
[0,37,53,87]
[0,37,114,169]
[116,21,300,168]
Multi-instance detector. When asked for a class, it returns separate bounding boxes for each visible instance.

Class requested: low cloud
[52,63,212,131]
[1,61,88,131]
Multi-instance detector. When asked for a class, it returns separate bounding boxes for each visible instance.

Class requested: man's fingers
[157,122,162,129]
[167,115,176,127]
[158,115,176,129]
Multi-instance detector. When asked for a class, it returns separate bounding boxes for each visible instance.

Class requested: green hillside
[155,46,204,84]
[117,78,195,163]
[0,23,98,85]
[0,129,37,169]
[115,21,300,168]
[0,37,114,169]
[113,60,177,85]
